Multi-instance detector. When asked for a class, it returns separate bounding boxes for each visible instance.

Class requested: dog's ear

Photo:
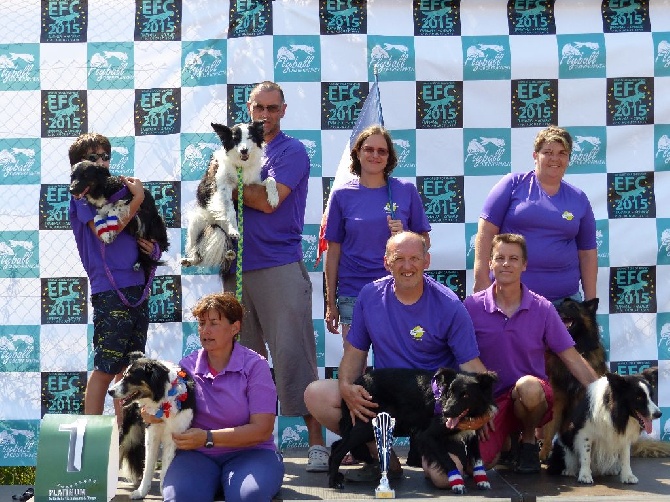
[583,297,599,316]
[211,122,232,145]
[250,121,265,142]
[640,366,658,390]
[605,371,627,390]
[127,351,145,364]
[433,367,457,387]
[476,371,498,397]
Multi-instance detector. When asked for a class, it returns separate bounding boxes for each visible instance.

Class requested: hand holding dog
[120,175,145,203]
[340,382,378,424]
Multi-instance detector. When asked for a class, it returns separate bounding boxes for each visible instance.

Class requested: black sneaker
[515,442,541,474]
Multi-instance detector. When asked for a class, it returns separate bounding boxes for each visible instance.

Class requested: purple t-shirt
[241,131,310,272]
[347,275,480,371]
[463,283,575,398]
[180,344,278,455]
[325,177,431,297]
[480,170,597,301]
[69,198,144,294]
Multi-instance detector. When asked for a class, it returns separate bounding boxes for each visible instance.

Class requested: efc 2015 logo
[145,181,181,228]
[41,278,87,325]
[416,81,462,129]
[417,176,464,224]
[508,0,556,35]
[606,78,653,126]
[609,266,656,314]
[149,275,182,323]
[41,90,87,138]
[321,82,368,130]
[40,0,86,43]
[320,0,366,35]
[511,79,557,128]
[134,0,182,41]
[607,172,655,219]
[39,184,71,231]
[602,0,651,33]
[41,372,86,416]
[227,84,254,126]
[134,88,181,136]
[425,270,466,300]
[229,0,272,38]
[413,0,460,37]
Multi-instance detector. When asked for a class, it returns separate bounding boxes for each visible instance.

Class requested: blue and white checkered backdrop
[1,0,670,465]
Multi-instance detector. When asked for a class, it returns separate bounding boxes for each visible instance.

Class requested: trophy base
[375,487,396,499]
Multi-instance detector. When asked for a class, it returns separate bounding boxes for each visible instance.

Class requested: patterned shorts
[91,285,149,375]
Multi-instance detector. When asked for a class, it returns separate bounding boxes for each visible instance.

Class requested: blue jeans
[163,448,284,502]
[336,295,357,325]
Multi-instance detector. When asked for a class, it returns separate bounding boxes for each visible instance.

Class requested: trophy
[372,411,396,498]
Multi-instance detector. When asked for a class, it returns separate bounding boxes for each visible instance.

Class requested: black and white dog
[181,121,278,274]
[108,352,195,499]
[69,160,169,280]
[329,367,497,494]
[548,368,661,485]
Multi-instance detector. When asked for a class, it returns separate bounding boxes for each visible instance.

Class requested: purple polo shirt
[180,344,277,455]
[347,275,480,371]
[240,131,310,272]
[325,177,431,297]
[463,283,575,398]
[69,198,144,294]
[480,170,596,301]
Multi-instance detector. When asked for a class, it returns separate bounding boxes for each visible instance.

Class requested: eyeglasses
[361,146,389,157]
[86,153,110,162]
[251,103,282,113]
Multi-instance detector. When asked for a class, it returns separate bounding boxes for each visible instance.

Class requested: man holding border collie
[463,233,599,474]
[222,80,327,472]
[304,231,488,487]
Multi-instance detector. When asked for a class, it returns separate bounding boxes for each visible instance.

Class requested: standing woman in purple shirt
[473,125,598,303]
[324,125,431,342]
[161,292,283,502]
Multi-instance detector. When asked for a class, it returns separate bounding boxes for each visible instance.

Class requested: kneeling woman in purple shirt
[161,292,283,502]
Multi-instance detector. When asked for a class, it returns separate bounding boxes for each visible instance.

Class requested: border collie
[108,352,195,499]
[181,121,278,274]
[548,368,661,484]
[329,367,497,494]
[69,160,169,280]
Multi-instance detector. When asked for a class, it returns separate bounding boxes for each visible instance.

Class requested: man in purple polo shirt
[463,233,598,474]
[224,81,326,471]
[305,231,487,484]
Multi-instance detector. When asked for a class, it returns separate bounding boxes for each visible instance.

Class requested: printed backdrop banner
[1,0,670,465]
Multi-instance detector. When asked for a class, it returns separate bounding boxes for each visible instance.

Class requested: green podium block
[35,414,119,502]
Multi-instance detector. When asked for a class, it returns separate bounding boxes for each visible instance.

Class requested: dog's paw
[620,472,639,484]
[451,485,467,495]
[264,177,279,208]
[577,471,594,484]
[476,480,491,490]
[328,472,345,489]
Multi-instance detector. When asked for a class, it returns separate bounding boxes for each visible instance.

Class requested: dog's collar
[154,370,189,419]
[431,376,442,415]
[108,186,129,204]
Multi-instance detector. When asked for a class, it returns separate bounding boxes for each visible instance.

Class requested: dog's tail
[631,438,670,458]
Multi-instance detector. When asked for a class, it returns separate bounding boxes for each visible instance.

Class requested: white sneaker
[306,444,329,472]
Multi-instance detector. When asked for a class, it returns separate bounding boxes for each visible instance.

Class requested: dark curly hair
[68,133,111,165]
[349,125,398,179]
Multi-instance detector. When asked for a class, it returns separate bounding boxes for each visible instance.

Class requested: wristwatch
[204,430,214,448]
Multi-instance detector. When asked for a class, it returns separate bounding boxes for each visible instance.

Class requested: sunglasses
[361,146,389,157]
[251,103,282,113]
[86,153,111,162]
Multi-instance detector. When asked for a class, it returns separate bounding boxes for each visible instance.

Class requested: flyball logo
[321,82,368,130]
[602,0,650,33]
[462,37,511,81]
[557,35,606,79]
[320,0,366,35]
[135,0,182,41]
[658,218,670,266]
[0,231,39,279]
[566,126,607,173]
[368,36,415,81]
[609,266,656,314]
[654,34,670,75]
[606,77,653,126]
[41,90,87,138]
[607,172,655,219]
[229,0,272,38]
[0,43,40,91]
[425,270,466,300]
[0,420,38,464]
[227,84,255,125]
[413,0,460,37]
[0,325,40,372]
[39,184,71,231]
[87,42,134,90]
[463,128,511,176]
[0,138,40,185]
[41,372,86,416]
[417,176,464,224]
[134,88,181,136]
[41,278,87,325]
[416,81,462,129]
[507,0,555,35]
[182,40,227,87]
[40,0,86,43]
[181,133,219,181]
[149,275,182,323]
[511,79,557,128]
[274,36,320,82]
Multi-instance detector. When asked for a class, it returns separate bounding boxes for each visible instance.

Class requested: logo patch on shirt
[562,211,574,221]
[410,325,425,341]
[384,202,399,215]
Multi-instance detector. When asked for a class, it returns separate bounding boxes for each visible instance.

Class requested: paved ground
[4,447,670,501]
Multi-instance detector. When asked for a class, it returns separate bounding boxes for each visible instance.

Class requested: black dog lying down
[69,160,169,281]
[329,368,497,494]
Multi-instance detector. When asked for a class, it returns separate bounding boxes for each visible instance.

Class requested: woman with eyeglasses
[324,125,431,344]
[68,133,157,427]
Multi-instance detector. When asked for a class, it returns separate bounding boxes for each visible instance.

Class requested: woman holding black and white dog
[154,292,283,502]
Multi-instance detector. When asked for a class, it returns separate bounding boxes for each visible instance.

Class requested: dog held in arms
[181,121,279,275]
[69,160,169,281]
[329,367,498,494]
[108,351,195,499]
[547,367,661,484]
